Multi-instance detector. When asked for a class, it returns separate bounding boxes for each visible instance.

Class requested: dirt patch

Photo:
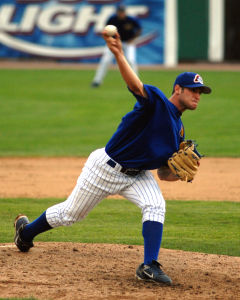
[0,242,239,300]
[1,60,240,71]
[0,157,239,201]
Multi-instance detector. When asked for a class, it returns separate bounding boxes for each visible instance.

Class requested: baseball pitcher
[14,28,211,285]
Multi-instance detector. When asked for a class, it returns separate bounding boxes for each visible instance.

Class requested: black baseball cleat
[91,82,100,88]
[136,260,172,285]
[14,214,34,252]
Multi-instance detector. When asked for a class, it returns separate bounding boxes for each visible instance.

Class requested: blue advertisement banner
[0,0,165,64]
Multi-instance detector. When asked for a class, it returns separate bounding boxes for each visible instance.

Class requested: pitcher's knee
[142,207,165,224]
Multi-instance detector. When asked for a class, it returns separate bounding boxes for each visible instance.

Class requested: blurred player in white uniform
[91,5,141,87]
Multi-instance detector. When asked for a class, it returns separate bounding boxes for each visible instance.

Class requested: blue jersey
[105,84,185,170]
[107,15,141,42]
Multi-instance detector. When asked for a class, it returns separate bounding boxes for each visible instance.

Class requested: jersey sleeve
[128,84,167,107]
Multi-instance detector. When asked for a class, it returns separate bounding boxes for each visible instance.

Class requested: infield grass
[0,69,239,157]
[1,198,239,257]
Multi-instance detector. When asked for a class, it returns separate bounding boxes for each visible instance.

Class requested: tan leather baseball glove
[167,140,202,182]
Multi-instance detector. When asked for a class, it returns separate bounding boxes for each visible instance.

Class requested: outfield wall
[0,0,226,65]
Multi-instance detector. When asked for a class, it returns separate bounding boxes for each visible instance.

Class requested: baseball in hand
[104,25,117,36]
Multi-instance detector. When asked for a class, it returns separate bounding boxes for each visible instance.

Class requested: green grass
[0,69,239,156]
[1,198,239,256]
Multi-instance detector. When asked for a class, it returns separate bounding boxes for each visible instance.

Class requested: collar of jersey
[167,100,182,118]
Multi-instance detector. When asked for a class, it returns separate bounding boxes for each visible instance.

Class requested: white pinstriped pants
[46,148,166,228]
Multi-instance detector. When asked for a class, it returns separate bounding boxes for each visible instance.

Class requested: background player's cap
[117,5,126,12]
[173,72,212,94]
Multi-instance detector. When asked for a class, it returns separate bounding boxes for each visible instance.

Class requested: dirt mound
[0,242,239,300]
[0,157,239,201]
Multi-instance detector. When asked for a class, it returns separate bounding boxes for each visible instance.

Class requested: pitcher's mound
[0,242,239,300]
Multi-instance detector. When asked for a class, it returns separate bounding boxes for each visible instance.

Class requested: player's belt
[106,159,141,176]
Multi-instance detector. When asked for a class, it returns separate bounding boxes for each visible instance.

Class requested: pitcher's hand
[102,31,123,57]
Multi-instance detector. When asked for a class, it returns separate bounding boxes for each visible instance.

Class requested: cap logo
[193,74,203,84]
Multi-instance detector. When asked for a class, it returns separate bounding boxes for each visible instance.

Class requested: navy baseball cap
[117,5,126,12]
[173,72,211,94]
